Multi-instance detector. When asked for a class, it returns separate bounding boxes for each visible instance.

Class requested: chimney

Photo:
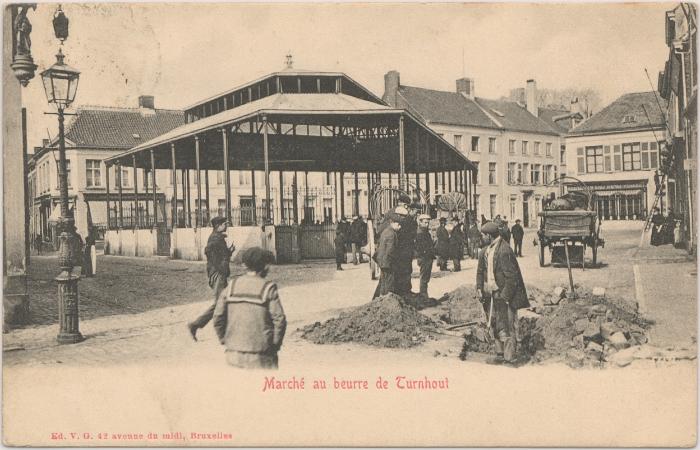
[456,78,475,100]
[138,95,155,109]
[526,79,538,117]
[383,71,400,107]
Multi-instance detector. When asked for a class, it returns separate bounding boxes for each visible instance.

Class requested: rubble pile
[300,293,437,348]
[453,285,651,368]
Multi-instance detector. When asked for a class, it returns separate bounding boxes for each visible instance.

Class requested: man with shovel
[476,222,529,366]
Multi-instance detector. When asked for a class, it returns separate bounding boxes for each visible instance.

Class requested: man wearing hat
[511,219,525,257]
[373,212,402,298]
[188,216,235,341]
[395,203,418,295]
[213,247,286,369]
[337,217,351,263]
[434,217,450,271]
[349,215,368,264]
[476,221,529,366]
[414,214,435,296]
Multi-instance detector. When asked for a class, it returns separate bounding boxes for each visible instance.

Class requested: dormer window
[132,133,141,139]
[622,115,637,124]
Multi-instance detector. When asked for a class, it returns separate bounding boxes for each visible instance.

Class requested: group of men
[335,215,368,270]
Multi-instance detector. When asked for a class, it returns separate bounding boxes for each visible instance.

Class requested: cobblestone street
[4,222,696,367]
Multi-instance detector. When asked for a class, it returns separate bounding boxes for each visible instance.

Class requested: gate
[299,224,336,259]
[275,225,295,263]
[156,225,171,256]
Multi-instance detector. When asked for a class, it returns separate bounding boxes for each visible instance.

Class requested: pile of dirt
[454,285,651,368]
[300,293,438,348]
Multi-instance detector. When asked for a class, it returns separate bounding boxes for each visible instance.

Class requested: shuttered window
[641,142,650,169]
[576,147,585,174]
[613,145,622,171]
[603,145,612,172]
[650,142,659,169]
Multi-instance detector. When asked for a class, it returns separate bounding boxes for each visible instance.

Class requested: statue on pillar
[10,4,37,86]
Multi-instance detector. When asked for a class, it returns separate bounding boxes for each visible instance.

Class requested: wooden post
[279,171,285,224]
[150,149,157,225]
[195,136,202,228]
[132,155,138,229]
[117,163,124,228]
[144,167,150,227]
[251,169,257,224]
[425,172,430,204]
[304,171,309,223]
[399,115,405,190]
[170,144,177,229]
[354,172,359,216]
[339,171,345,219]
[367,172,372,218]
[263,115,271,223]
[334,172,339,221]
[222,128,231,224]
[106,163,111,230]
[185,169,191,228]
[292,171,299,224]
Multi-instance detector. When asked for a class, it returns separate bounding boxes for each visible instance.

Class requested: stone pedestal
[55,268,83,344]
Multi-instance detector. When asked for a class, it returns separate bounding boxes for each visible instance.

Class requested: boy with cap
[511,219,525,257]
[372,212,402,299]
[188,216,235,341]
[213,247,286,369]
[476,221,529,366]
[414,214,435,296]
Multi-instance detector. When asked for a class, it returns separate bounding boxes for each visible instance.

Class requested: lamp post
[41,8,82,343]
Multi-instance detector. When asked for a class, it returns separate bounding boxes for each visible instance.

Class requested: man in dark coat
[349,215,368,264]
[435,217,450,271]
[448,220,464,272]
[395,206,417,295]
[337,217,350,263]
[334,227,345,270]
[467,221,481,259]
[511,219,525,257]
[477,221,529,366]
[188,216,235,341]
[213,247,286,369]
[650,207,664,246]
[414,214,435,296]
[373,212,401,299]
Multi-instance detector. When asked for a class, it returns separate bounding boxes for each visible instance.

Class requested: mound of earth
[300,293,438,348]
[447,284,651,368]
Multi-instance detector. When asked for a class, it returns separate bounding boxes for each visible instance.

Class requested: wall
[3,7,29,325]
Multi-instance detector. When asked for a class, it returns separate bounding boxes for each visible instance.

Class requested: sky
[21,2,673,150]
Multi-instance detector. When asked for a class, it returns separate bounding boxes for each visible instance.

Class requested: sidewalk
[633,229,697,348]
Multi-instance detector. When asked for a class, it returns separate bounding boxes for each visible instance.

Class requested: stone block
[590,304,607,314]
[609,332,630,349]
[572,333,585,349]
[566,349,586,368]
[553,286,566,299]
[600,322,621,340]
[585,341,604,359]
[574,318,589,333]
[583,321,602,343]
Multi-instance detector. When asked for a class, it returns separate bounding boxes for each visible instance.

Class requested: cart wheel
[539,240,546,267]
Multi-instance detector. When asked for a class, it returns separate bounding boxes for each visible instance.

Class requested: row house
[383,71,564,227]
[659,3,697,253]
[565,92,668,220]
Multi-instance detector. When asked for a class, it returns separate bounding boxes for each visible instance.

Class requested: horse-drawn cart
[536,210,603,268]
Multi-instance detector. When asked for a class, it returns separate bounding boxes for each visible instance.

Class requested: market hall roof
[569,92,668,136]
[390,85,562,136]
[105,71,476,174]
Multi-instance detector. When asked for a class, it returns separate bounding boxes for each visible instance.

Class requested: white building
[383,71,565,227]
[565,92,668,220]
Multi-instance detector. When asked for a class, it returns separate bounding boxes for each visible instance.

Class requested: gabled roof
[538,107,572,134]
[570,92,668,136]
[63,106,185,149]
[392,85,560,136]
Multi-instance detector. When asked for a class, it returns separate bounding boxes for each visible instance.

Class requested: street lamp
[41,36,82,344]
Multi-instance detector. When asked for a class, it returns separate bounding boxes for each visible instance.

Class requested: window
[489,195,497,218]
[516,163,523,184]
[510,195,517,219]
[622,143,641,171]
[120,167,130,188]
[488,162,497,185]
[454,135,462,150]
[534,141,541,156]
[622,115,637,124]
[509,140,516,154]
[508,162,516,184]
[472,162,479,184]
[471,136,480,152]
[613,145,622,171]
[238,171,252,186]
[585,146,604,173]
[560,146,566,164]
[217,199,226,216]
[86,160,101,188]
[522,141,528,155]
[216,171,225,185]
[488,137,497,154]
[531,164,541,185]
[553,165,558,181]
[542,165,550,185]
[522,163,529,184]
[641,142,660,170]
[56,160,71,188]
[474,194,480,215]
[650,142,659,169]
[546,143,553,157]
